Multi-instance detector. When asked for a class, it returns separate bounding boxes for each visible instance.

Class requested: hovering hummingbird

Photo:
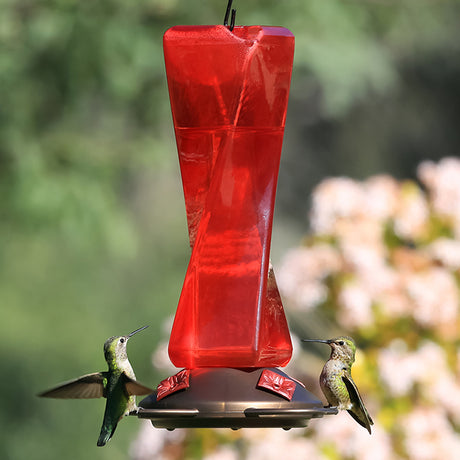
[302,336,374,434]
[39,325,153,446]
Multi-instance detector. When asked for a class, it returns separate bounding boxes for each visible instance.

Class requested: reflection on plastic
[164,25,294,368]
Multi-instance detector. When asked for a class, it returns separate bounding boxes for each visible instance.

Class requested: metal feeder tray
[138,367,337,430]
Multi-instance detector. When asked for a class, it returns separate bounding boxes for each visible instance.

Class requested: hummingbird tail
[347,409,373,434]
[97,425,117,447]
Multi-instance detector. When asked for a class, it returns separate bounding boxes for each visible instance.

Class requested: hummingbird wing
[342,373,374,434]
[121,373,153,396]
[38,372,108,399]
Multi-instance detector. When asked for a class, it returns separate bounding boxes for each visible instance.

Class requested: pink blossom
[278,245,341,310]
[314,411,394,460]
[310,177,365,234]
[129,420,185,460]
[337,280,374,329]
[426,237,460,270]
[362,175,399,222]
[393,183,429,241]
[402,407,460,460]
[243,429,321,460]
[405,267,459,331]
[418,157,460,237]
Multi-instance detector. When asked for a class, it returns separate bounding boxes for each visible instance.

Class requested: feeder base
[137,367,337,430]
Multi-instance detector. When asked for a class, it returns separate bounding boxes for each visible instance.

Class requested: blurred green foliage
[1,0,460,459]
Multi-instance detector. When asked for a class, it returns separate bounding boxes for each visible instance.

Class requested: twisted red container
[164,25,294,368]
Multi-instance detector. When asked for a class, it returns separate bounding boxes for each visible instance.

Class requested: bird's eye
[338,340,344,345]
[119,338,125,343]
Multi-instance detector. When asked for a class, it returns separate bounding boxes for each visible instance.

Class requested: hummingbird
[39,325,153,446]
[302,336,374,434]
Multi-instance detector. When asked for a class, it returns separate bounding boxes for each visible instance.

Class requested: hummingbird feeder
[138,3,337,430]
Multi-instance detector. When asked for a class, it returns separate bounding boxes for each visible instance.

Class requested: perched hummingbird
[39,326,153,446]
[302,336,374,434]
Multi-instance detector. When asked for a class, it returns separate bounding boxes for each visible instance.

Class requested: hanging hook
[230,8,236,31]
[223,0,232,26]
[224,0,236,31]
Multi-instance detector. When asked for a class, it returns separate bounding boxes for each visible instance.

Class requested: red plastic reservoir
[164,25,294,368]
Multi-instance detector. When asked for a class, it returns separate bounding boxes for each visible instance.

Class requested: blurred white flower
[378,340,420,397]
[310,177,365,234]
[418,157,460,238]
[431,373,460,425]
[203,445,239,460]
[283,277,328,311]
[362,175,399,222]
[337,280,374,329]
[161,315,175,335]
[378,341,450,398]
[340,213,384,243]
[243,428,321,460]
[405,267,459,331]
[287,333,303,364]
[311,175,400,237]
[278,245,341,310]
[362,262,399,295]
[314,411,395,460]
[339,228,385,273]
[402,407,460,460]
[415,341,451,387]
[393,184,429,241]
[426,237,460,270]
[377,288,413,318]
[279,245,342,282]
[130,420,186,460]
[351,261,413,319]
[152,339,181,374]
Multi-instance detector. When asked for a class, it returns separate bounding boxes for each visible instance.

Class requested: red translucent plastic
[164,25,294,368]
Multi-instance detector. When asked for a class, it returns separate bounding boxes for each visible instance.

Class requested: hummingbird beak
[301,339,332,344]
[128,325,149,338]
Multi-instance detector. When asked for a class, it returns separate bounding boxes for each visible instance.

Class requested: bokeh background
[2,1,460,459]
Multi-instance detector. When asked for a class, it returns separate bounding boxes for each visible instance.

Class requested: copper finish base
[138,367,337,430]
